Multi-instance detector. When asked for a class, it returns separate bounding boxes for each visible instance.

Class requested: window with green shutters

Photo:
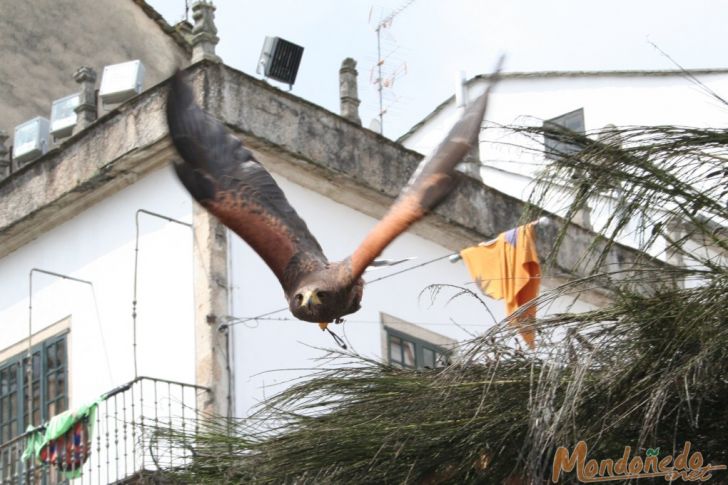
[0,332,68,444]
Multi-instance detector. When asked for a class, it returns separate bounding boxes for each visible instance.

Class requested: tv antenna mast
[370,0,417,134]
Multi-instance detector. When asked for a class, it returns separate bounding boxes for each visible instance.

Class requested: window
[381,313,455,370]
[0,332,68,443]
[543,108,585,161]
[386,328,450,369]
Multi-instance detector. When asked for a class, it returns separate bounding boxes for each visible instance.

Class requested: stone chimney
[190,1,221,63]
[0,131,10,180]
[73,67,97,133]
[339,58,361,125]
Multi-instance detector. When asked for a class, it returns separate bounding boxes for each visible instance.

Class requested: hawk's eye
[295,293,303,303]
[317,291,329,301]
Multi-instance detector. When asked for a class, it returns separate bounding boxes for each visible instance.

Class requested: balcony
[0,376,208,484]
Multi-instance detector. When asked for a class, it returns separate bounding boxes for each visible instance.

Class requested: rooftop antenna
[370,0,417,135]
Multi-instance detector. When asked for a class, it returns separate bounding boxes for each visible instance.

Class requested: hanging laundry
[460,224,541,348]
[22,399,99,479]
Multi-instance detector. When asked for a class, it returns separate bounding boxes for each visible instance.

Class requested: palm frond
[152,122,728,484]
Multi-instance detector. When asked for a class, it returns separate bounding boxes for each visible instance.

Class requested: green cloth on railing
[22,399,100,479]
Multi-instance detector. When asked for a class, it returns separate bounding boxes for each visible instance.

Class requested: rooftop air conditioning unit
[50,93,80,138]
[13,117,50,166]
[99,60,145,105]
[257,36,304,87]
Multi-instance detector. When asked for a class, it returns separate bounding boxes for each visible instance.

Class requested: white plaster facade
[0,167,195,408]
[401,71,728,254]
[0,155,594,420]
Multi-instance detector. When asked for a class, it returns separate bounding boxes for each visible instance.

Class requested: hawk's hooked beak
[300,290,321,309]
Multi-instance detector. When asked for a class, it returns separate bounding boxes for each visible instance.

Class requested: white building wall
[0,167,195,406]
[230,171,594,417]
[407,73,728,196]
[403,73,728,254]
[0,144,598,422]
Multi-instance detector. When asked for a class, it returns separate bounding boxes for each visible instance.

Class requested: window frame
[0,331,69,444]
[385,326,451,369]
[543,107,586,161]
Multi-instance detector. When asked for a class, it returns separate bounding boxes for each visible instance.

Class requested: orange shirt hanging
[460,224,541,348]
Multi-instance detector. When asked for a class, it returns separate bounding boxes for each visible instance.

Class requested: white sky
[148,0,727,138]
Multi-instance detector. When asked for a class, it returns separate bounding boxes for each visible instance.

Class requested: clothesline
[448,216,550,263]
[221,268,540,331]
[221,219,547,333]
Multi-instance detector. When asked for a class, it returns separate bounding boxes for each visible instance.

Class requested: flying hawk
[166,69,498,331]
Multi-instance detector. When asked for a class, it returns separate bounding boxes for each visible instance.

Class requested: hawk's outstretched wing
[347,67,501,283]
[166,72,327,293]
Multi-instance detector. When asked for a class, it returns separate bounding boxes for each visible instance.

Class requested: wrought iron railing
[0,376,208,484]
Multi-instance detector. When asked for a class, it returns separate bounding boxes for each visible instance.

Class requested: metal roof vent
[257,36,304,88]
[50,93,80,138]
[99,60,145,105]
[13,117,50,166]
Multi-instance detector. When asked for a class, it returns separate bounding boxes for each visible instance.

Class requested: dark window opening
[543,108,585,161]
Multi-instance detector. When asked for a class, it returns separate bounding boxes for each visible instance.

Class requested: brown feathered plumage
[166,68,499,326]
